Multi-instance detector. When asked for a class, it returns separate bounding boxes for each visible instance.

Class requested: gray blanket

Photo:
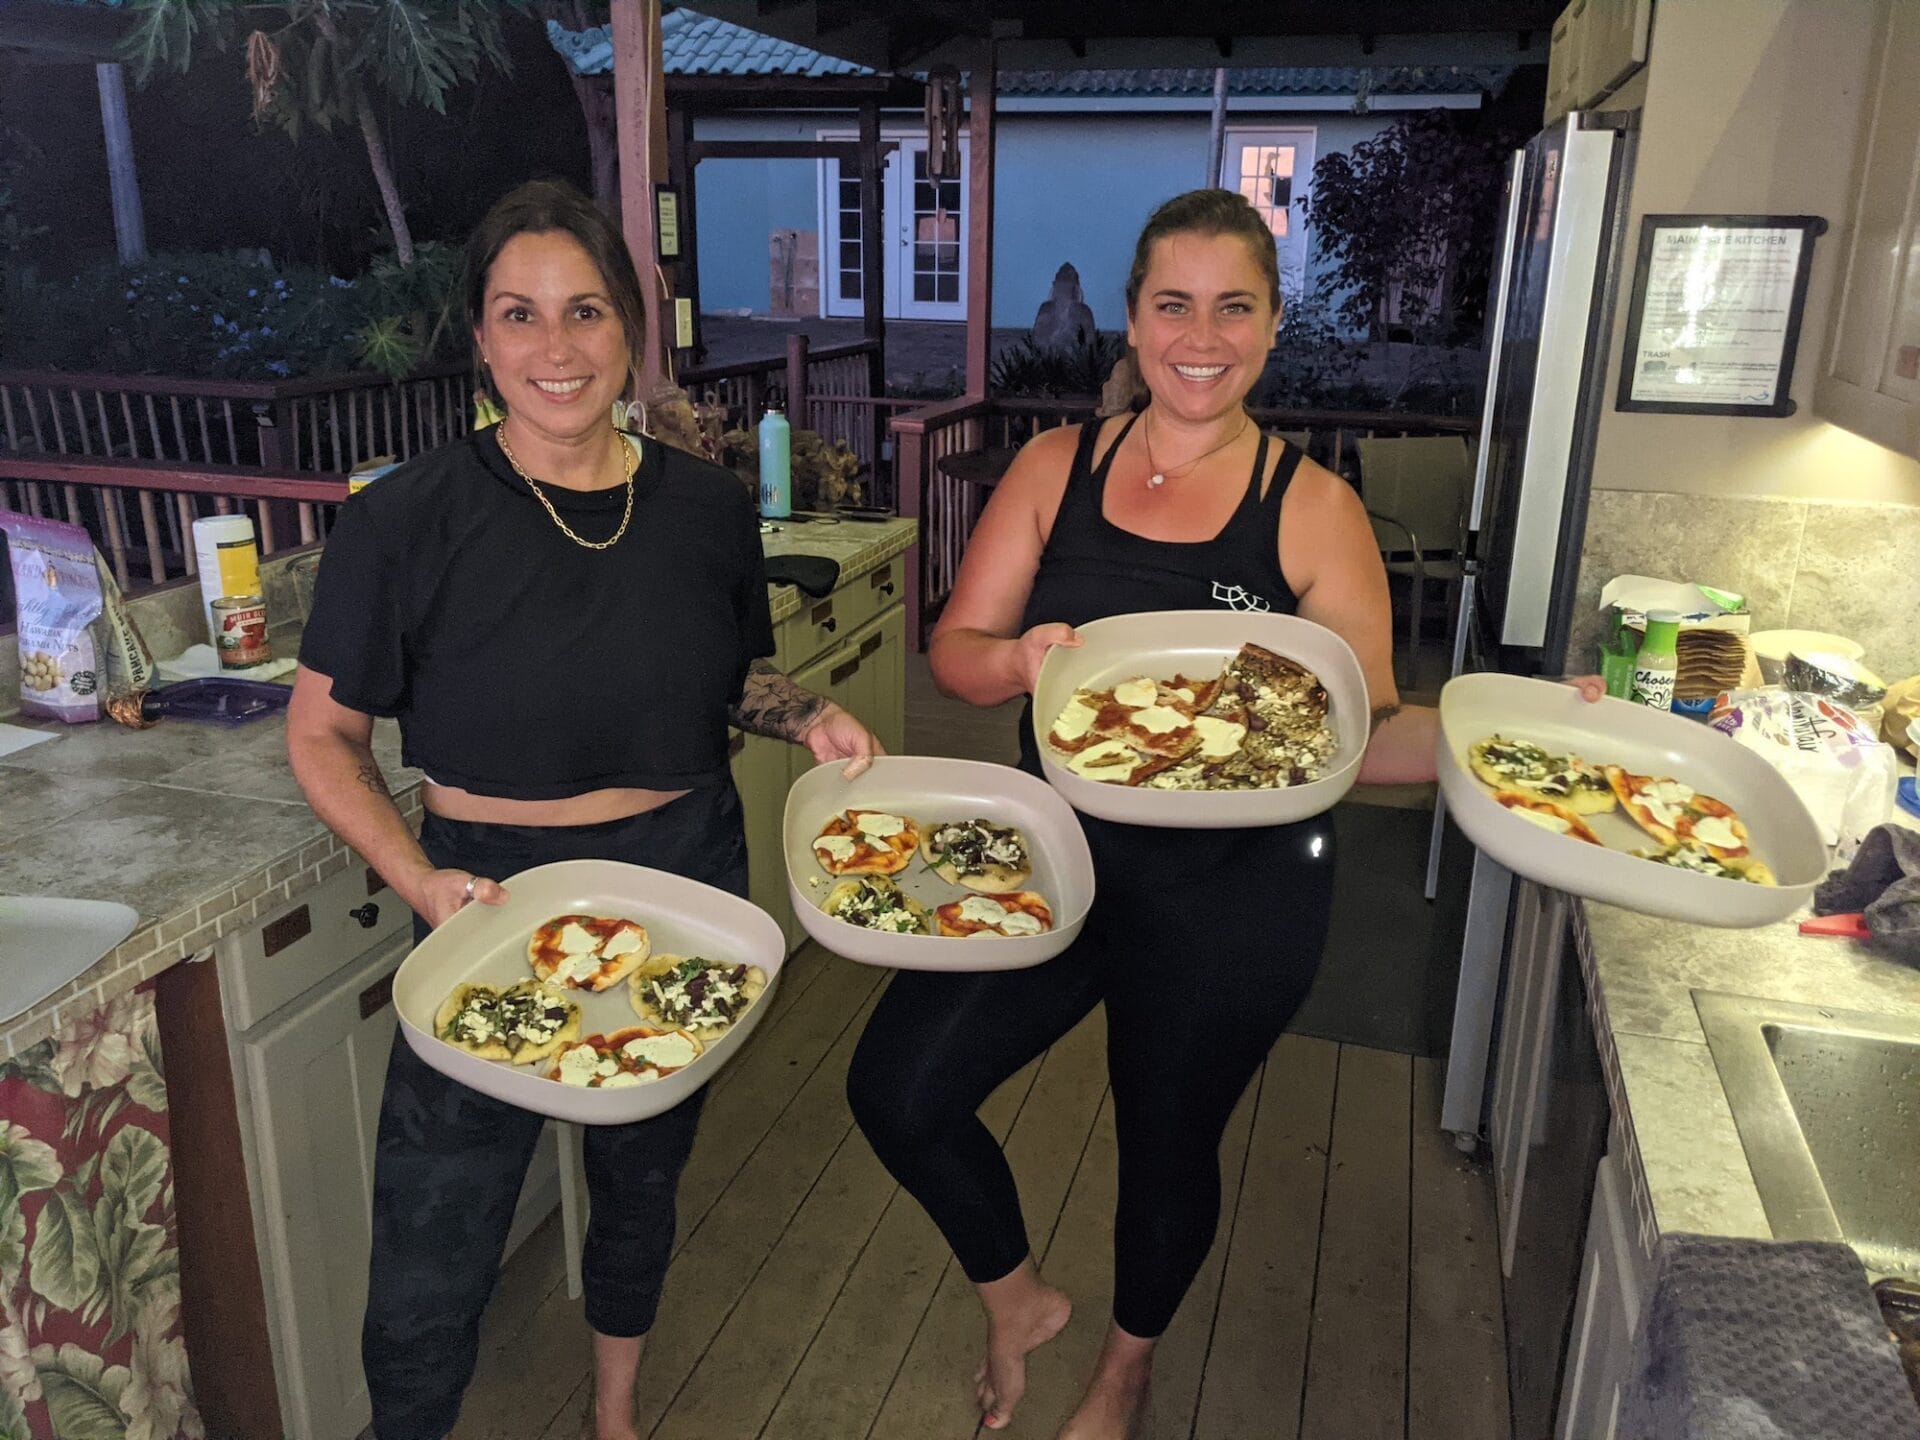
[1814,823,1920,965]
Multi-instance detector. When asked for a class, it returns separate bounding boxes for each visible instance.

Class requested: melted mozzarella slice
[814,833,859,864]
[556,922,599,956]
[599,1071,646,1088]
[556,1043,602,1087]
[1689,815,1742,850]
[1130,704,1189,736]
[601,926,645,959]
[622,1031,701,1071]
[1193,715,1247,758]
[955,896,1044,936]
[1510,806,1573,835]
[1113,677,1158,708]
[553,950,605,986]
[856,812,907,840]
[1053,698,1100,742]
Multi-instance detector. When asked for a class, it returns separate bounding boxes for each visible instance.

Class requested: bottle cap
[1642,609,1681,654]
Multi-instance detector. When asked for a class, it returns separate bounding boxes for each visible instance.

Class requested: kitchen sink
[1697,990,1920,1281]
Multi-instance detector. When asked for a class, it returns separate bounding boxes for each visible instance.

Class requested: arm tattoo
[1369,702,1404,734]
[354,760,388,796]
[730,658,830,743]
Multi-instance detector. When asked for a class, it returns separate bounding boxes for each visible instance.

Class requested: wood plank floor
[436,649,1510,1440]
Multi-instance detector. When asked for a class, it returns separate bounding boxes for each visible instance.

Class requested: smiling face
[1125,230,1280,425]
[473,229,633,447]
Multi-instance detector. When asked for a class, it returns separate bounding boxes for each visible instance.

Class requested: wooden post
[785,333,808,422]
[96,63,147,266]
[611,0,671,394]
[857,101,886,350]
[964,45,997,398]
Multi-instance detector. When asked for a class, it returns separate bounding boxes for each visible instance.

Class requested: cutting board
[0,896,141,1024]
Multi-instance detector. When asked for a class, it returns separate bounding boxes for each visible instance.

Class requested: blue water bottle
[758,399,791,519]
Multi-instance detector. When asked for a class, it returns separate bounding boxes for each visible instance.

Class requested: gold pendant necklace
[496,425,637,551]
[1142,407,1251,489]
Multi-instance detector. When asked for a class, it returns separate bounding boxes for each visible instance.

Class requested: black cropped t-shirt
[299,426,775,799]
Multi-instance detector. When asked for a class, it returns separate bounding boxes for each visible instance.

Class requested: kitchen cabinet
[1556,1149,1652,1439]
[1544,0,1653,123]
[731,727,797,946]
[1817,0,1920,458]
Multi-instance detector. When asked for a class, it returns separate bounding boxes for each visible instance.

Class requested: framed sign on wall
[1616,214,1827,417]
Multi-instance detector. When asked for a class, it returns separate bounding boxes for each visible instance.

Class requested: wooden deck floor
[443,649,1509,1440]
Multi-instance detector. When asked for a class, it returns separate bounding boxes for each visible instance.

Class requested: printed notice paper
[1625,223,1805,406]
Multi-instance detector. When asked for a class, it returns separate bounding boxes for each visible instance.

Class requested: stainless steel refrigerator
[1434,110,1639,1140]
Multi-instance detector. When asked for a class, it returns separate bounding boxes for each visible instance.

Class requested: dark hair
[465,179,649,404]
[1123,188,1282,316]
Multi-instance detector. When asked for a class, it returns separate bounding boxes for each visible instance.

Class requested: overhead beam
[686,140,898,166]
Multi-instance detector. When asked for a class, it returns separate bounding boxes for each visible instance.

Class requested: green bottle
[1631,610,1680,711]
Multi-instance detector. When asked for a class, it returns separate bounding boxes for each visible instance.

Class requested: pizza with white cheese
[1635,843,1776,886]
[435,980,581,1064]
[629,954,768,1036]
[921,818,1032,892]
[547,1026,705,1088]
[527,914,652,992]
[813,810,921,876]
[933,891,1054,938]
[1603,766,1750,858]
[822,876,931,934]
[1493,790,1602,845]
[1469,736,1615,814]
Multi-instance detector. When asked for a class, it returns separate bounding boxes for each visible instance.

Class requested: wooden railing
[890,394,1477,648]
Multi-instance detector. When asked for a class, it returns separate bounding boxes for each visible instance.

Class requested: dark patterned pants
[362,785,748,1440]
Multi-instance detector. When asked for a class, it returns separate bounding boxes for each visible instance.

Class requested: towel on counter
[1619,1233,1920,1440]
[1814,823,1920,965]
[764,554,841,598]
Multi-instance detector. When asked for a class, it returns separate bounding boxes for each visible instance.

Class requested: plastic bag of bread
[1709,688,1897,859]
[1882,674,1920,758]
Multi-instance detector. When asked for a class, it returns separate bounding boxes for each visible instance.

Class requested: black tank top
[1016,413,1304,769]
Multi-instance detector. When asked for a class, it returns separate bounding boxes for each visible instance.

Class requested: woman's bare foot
[1055,1323,1154,1440]
[974,1262,1074,1429]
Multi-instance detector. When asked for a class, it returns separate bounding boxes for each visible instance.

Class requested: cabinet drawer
[222,861,411,1031]
[774,556,905,671]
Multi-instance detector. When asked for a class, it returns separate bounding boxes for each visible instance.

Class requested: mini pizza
[822,876,931,935]
[435,980,581,1064]
[527,914,652,991]
[813,810,921,875]
[1634,844,1776,886]
[1469,735,1616,814]
[1049,689,1110,754]
[1492,790,1603,845]
[921,818,1032,892]
[1603,767,1751,858]
[629,954,768,1036]
[933,891,1054,938]
[1087,696,1203,760]
[1063,739,1179,786]
[548,1026,705,1088]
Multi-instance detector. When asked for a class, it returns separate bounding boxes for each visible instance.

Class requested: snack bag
[1708,688,1898,859]
[3,511,106,722]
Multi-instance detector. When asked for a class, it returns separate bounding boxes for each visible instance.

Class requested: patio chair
[1357,435,1472,690]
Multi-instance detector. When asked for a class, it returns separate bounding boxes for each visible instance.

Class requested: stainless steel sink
[1696,990,1920,1281]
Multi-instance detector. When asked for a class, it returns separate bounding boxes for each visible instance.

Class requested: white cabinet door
[1556,1150,1649,1440]
[731,726,798,948]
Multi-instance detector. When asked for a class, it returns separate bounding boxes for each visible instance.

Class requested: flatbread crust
[933,891,1055,938]
[629,954,769,1036]
[546,1025,705,1087]
[1603,767,1751,858]
[1468,735,1616,815]
[823,876,931,934]
[434,980,581,1064]
[1493,790,1603,845]
[921,819,1033,893]
[1636,843,1776,886]
[813,810,921,876]
[527,914,652,992]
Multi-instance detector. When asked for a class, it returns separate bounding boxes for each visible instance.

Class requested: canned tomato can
[212,594,272,668]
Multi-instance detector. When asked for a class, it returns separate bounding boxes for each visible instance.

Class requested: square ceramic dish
[1438,673,1827,928]
[784,756,1095,971]
[1030,610,1369,829]
[393,860,785,1124]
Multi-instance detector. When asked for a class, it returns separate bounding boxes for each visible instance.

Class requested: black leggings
[846,809,1337,1339]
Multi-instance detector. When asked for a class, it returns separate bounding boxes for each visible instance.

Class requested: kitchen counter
[0,513,916,1060]
[1576,802,1920,1250]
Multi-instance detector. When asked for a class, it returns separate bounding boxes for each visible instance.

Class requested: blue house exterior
[599,11,1514,332]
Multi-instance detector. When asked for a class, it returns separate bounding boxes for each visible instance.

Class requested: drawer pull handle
[359,972,394,1020]
[871,570,896,597]
[349,902,381,930]
[859,632,883,659]
[830,656,861,686]
[817,616,838,635]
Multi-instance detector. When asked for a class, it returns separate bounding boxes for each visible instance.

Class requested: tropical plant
[1302,109,1518,344]
[122,0,528,266]
[0,124,48,353]
[988,333,1128,399]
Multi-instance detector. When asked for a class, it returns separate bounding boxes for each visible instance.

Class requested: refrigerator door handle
[1467,150,1528,537]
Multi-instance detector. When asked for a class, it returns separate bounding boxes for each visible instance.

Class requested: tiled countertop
[1578,801,1920,1254]
[0,515,916,1058]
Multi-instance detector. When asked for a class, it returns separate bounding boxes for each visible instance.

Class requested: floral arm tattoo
[355,759,388,796]
[730,658,830,743]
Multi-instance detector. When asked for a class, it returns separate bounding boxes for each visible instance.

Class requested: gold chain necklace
[1141,407,1251,489]
[496,425,637,551]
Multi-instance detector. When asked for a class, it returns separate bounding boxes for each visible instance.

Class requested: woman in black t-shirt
[289,180,880,1440]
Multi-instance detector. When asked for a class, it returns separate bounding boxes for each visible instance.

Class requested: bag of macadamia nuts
[1,510,104,723]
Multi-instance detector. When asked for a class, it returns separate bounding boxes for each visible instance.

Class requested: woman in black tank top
[847,190,1441,1439]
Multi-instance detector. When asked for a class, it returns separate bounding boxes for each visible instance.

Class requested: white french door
[1221,128,1317,300]
[820,134,969,321]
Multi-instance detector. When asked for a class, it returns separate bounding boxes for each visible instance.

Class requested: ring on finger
[463,873,478,902]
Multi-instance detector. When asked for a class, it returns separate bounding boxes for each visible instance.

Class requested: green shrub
[989,333,1127,399]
